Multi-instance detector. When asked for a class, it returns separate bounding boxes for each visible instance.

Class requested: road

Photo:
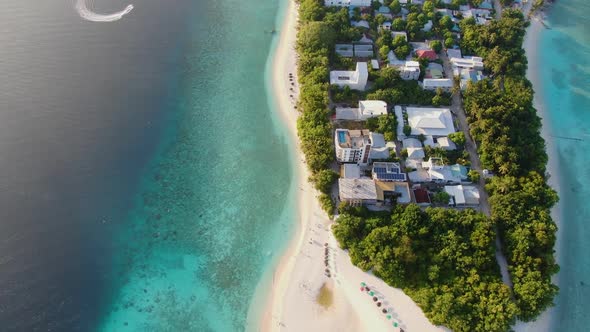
[440,51,512,287]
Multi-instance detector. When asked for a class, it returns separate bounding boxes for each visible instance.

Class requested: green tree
[468,169,480,183]
[448,131,466,146]
[430,40,442,53]
[389,0,402,14]
[297,21,337,53]
[310,169,339,193]
[444,37,454,48]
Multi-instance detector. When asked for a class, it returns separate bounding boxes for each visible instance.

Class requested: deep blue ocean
[0,0,295,331]
[524,0,590,330]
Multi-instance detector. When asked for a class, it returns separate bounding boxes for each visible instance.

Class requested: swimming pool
[338,130,346,144]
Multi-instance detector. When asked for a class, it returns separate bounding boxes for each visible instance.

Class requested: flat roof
[407,107,455,137]
[339,178,377,201]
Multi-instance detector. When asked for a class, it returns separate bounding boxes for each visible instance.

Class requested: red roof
[416,49,438,61]
[413,189,431,204]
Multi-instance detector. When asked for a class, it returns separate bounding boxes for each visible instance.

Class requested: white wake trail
[75,0,134,22]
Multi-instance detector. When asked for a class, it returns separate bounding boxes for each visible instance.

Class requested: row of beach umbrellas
[360,282,400,329]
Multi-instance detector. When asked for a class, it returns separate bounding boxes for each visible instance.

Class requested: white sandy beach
[513,12,560,332]
[259,1,450,331]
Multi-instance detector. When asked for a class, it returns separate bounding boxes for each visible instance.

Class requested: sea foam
[75,0,133,22]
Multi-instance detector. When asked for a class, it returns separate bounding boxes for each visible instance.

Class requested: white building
[422,78,454,92]
[335,100,387,121]
[445,185,480,206]
[338,178,377,206]
[410,158,468,184]
[388,51,420,80]
[403,138,425,169]
[406,107,455,137]
[330,62,369,91]
[375,181,411,205]
[450,56,484,71]
[334,129,372,165]
[435,136,457,150]
[446,48,462,59]
[324,0,371,7]
[335,44,374,58]
[458,68,485,90]
[368,132,390,160]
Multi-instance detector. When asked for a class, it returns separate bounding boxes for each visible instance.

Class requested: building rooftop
[339,178,377,201]
[406,107,455,137]
[413,188,431,204]
[375,181,411,203]
[372,162,407,182]
[335,129,371,149]
[359,100,387,118]
[445,185,480,205]
[342,164,361,179]
[416,49,438,60]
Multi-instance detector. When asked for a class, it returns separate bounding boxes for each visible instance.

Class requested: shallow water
[0,0,295,331]
[535,0,590,329]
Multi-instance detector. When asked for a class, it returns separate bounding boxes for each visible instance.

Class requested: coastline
[514,12,560,332]
[258,1,450,331]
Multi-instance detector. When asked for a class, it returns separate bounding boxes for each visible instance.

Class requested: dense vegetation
[295,0,558,328]
[461,10,559,320]
[334,205,518,331]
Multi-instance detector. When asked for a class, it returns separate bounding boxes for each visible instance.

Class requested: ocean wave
[75,0,134,22]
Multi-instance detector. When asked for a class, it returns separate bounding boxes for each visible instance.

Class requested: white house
[422,78,454,92]
[324,0,371,7]
[403,138,425,168]
[330,62,369,91]
[351,20,370,29]
[354,44,374,57]
[450,56,484,71]
[435,136,457,150]
[335,100,387,121]
[360,100,387,118]
[458,68,485,90]
[445,185,480,206]
[368,132,391,160]
[339,178,377,206]
[388,51,420,80]
[414,158,468,184]
[406,107,455,137]
[334,129,372,165]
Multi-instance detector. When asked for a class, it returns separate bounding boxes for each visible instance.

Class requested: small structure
[368,132,390,161]
[406,107,455,137]
[458,68,485,90]
[380,21,392,31]
[324,0,372,6]
[339,178,378,206]
[446,48,462,59]
[336,44,354,57]
[372,162,407,182]
[425,62,444,79]
[444,185,480,206]
[351,20,370,29]
[422,20,433,32]
[358,33,373,44]
[354,44,374,58]
[371,59,380,70]
[435,136,457,150]
[330,62,369,91]
[375,6,393,19]
[422,78,454,92]
[416,49,438,61]
[342,164,361,179]
[375,181,411,205]
[413,188,431,205]
[335,44,374,58]
[388,51,420,80]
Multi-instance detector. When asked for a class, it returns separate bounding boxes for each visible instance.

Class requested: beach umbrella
[393,322,398,327]
[377,302,382,307]
[386,315,391,320]
[365,287,370,291]
[369,291,374,296]
[372,297,378,302]
[360,287,364,291]
[382,308,387,313]
[360,282,366,287]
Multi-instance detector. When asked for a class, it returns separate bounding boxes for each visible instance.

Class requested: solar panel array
[373,165,407,181]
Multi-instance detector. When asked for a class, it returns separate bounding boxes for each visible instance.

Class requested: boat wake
[75,0,134,22]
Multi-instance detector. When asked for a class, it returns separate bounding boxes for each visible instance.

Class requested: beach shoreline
[514,12,560,332]
[256,1,452,331]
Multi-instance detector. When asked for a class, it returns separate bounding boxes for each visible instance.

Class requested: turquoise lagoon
[528,0,590,329]
[99,0,297,330]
